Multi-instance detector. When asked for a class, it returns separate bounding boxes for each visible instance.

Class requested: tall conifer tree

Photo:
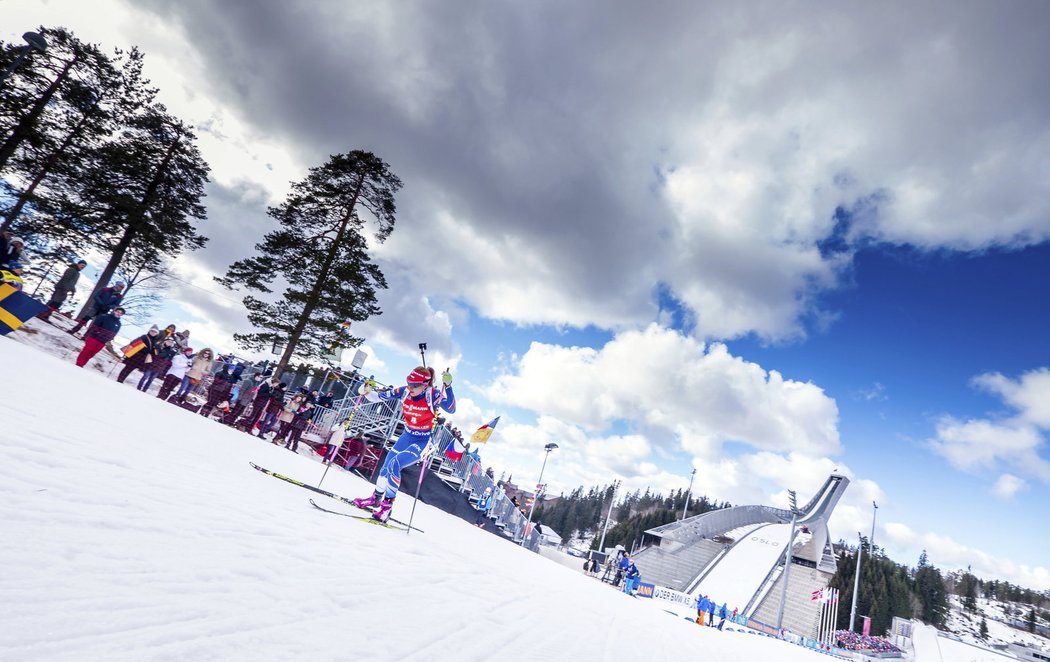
[217,150,400,375]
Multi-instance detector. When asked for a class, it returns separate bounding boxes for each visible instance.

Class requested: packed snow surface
[0,335,830,660]
[3,324,1046,661]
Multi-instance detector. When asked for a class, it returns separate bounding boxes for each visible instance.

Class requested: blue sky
[4,1,1048,589]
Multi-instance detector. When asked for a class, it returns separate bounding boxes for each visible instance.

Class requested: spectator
[717,603,728,630]
[225,373,257,426]
[69,282,125,336]
[172,328,191,351]
[159,323,177,341]
[284,401,314,452]
[706,595,716,626]
[317,391,335,409]
[257,381,287,438]
[1,233,23,267]
[238,373,271,430]
[1,261,24,290]
[39,259,87,321]
[623,558,641,595]
[75,307,124,367]
[272,393,305,445]
[200,363,234,418]
[617,552,630,588]
[160,347,193,402]
[142,337,177,393]
[475,487,493,528]
[697,595,709,627]
[0,229,14,265]
[116,324,160,384]
[177,347,214,402]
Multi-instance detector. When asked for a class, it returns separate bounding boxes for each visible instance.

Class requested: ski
[248,461,420,530]
[309,498,417,532]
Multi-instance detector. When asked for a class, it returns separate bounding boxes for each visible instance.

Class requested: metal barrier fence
[162,369,542,549]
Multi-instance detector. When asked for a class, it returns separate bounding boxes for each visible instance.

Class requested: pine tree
[914,561,949,627]
[1027,608,1037,633]
[979,617,989,640]
[962,568,979,613]
[218,150,399,375]
[74,104,209,318]
[1,29,153,238]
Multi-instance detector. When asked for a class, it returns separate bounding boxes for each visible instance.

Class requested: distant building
[632,473,850,640]
[536,524,563,546]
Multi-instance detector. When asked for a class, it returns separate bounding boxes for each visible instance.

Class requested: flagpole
[818,588,827,647]
[832,589,840,647]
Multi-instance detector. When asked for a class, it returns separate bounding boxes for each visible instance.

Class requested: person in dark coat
[200,364,234,418]
[225,373,257,426]
[284,401,314,452]
[1,232,23,267]
[75,307,124,367]
[38,259,86,321]
[257,382,287,437]
[143,337,177,393]
[116,324,160,384]
[317,391,335,409]
[239,374,273,430]
[69,282,125,335]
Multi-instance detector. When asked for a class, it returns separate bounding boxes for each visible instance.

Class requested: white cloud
[991,473,1028,500]
[929,370,1050,483]
[881,521,1050,591]
[487,324,840,457]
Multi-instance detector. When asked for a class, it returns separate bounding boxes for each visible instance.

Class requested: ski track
[1,336,842,661]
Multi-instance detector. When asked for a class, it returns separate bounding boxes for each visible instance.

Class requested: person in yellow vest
[1,261,25,290]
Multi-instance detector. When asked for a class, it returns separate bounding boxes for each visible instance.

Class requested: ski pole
[317,379,372,488]
[406,441,434,536]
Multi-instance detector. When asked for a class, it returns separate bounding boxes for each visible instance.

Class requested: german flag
[0,284,48,336]
[122,338,146,357]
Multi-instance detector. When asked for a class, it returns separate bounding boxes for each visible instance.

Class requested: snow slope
[0,334,831,661]
[693,522,792,614]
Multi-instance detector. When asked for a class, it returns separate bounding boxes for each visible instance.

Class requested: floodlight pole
[0,32,47,87]
[598,479,620,553]
[520,442,558,547]
[681,468,696,520]
[775,490,798,630]
[849,501,878,631]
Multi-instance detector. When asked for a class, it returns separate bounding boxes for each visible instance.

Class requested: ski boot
[372,498,394,523]
[352,491,383,510]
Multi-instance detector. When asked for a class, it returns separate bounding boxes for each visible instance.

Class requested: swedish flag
[0,284,48,335]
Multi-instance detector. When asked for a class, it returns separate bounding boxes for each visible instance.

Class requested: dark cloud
[135,0,1050,340]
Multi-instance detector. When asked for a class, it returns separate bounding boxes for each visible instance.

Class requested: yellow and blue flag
[470,417,500,446]
[0,284,48,335]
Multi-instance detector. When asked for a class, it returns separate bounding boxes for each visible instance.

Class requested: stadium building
[632,473,850,636]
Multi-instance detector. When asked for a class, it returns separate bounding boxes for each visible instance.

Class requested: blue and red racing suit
[365,383,456,499]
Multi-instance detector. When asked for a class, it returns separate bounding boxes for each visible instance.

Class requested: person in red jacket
[75,307,125,368]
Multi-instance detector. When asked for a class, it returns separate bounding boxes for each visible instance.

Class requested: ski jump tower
[632,473,849,637]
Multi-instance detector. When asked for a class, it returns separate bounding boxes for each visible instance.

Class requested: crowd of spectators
[65,307,357,457]
[833,630,902,653]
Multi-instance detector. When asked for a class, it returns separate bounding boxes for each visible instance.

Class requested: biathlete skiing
[352,366,455,522]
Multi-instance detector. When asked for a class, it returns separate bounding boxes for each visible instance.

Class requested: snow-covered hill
[5,320,1048,661]
[944,595,1049,653]
[0,329,833,661]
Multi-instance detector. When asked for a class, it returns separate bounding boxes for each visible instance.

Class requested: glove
[441,370,453,386]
